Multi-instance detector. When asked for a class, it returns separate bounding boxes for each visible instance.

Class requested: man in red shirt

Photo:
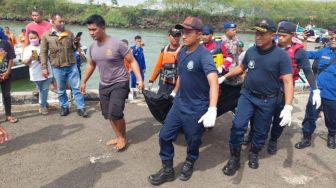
[25,8,52,47]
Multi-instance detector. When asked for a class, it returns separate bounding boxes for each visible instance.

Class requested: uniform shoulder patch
[248,60,255,69]
[187,60,194,70]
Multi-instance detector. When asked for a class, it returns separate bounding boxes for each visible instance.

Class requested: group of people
[0,11,335,186]
[143,17,336,185]
[0,9,90,143]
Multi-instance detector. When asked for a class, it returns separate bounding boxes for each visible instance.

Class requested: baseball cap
[168,28,181,36]
[175,16,203,31]
[252,18,276,33]
[277,21,296,34]
[202,25,214,35]
[223,22,237,30]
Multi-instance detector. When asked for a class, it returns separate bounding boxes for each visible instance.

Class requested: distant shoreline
[0,18,255,34]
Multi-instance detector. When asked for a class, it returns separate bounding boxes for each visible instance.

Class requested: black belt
[248,90,277,100]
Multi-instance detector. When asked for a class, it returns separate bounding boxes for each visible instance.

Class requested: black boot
[327,135,336,149]
[60,107,69,116]
[248,145,261,169]
[223,146,241,176]
[295,133,312,149]
[77,108,88,118]
[267,139,278,155]
[179,160,194,181]
[148,160,175,186]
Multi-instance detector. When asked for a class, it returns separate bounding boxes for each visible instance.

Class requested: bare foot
[114,138,128,151]
[106,138,118,146]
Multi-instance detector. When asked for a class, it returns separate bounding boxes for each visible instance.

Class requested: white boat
[11,45,29,81]
[11,45,88,81]
[296,25,328,43]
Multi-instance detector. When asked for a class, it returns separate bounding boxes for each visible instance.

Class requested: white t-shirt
[22,45,53,81]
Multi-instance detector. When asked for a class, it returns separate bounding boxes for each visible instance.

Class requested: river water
[0,21,317,91]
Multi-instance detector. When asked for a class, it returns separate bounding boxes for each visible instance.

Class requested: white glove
[217,66,223,74]
[148,82,153,91]
[279,105,293,127]
[198,107,217,128]
[218,76,226,84]
[312,89,321,109]
[170,91,176,98]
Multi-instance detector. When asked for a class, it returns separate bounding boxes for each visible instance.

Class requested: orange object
[124,58,131,71]
[149,45,181,83]
[6,33,16,48]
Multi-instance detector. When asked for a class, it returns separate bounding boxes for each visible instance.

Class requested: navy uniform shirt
[242,44,292,95]
[175,45,217,115]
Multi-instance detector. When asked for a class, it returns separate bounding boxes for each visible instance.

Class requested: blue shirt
[175,45,217,114]
[242,45,292,95]
[307,47,336,100]
[131,45,146,70]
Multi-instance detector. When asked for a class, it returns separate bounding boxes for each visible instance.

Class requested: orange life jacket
[159,45,181,84]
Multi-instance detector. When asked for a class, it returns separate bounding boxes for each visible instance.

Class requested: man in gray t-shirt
[80,15,144,152]
[89,37,130,86]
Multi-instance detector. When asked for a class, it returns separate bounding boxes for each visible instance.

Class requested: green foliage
[0,0,335,29]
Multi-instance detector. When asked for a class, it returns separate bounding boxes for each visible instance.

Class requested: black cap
[202,24,214,35]
[277,21,296,34]
[168,28,181,36]
[252,18,276,33]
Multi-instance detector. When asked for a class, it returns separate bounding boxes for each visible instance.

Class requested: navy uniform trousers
[302,92,336,137]
[159,103,206,162]
[230,88,277,148]
[269,92,285,141]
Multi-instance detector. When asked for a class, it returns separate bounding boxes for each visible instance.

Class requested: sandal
[6,116,18,123]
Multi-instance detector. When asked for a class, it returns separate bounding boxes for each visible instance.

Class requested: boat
[11,45,29,81]
[11,45,88,81]
[296,24,328,43]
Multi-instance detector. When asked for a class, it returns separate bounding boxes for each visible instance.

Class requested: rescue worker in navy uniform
[220,18,294,176]
[295,29,336,149]
[244,21,321,154]
[148,28,181,95]
[148,16,219,185]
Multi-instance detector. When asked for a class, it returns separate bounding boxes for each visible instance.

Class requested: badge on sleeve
[187,60,194,70]
[248,60,255,69]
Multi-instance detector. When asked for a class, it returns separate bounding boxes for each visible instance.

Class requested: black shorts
[99,81,130,120]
